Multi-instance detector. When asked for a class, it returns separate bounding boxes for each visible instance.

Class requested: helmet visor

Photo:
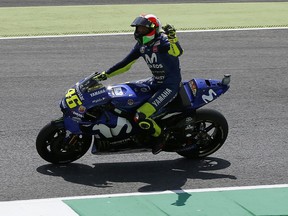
[131,17,155,28]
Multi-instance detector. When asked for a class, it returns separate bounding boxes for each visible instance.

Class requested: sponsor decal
[78,105,86,113]
[145,53,157,64]
[92,98,105,104]
[110,138,131,145]
[92,117,132,138]
[202,89,217,103]
[140,46,145,54]
[154,75,165,81]
[72,117,82,122]
[72,111,84,118]
[151,88,173,107]
[65,88,83,109]
[145,53,163,69]
[76,86,84,100]
[153,45,158,53]
[148,64,163,69]
[90,89,106,97]
[189,80,197,96]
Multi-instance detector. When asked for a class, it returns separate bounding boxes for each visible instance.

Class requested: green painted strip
[0,3,288,37]
[64,187,288,216]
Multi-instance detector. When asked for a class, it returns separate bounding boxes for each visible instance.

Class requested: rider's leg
[134,87,178,154]
[134,102,161,137]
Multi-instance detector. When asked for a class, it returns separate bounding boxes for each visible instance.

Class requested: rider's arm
[162,24,184,57]
[157,36,182,85]
[168,37,184,57]
[106,45,141,78]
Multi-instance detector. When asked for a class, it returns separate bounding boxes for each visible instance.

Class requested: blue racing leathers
[106,33,183,111]
[105,33,183,137]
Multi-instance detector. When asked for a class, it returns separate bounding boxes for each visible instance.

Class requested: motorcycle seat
[166,82,191,110]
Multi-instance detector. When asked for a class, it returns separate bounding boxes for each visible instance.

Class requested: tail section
[183,74,230,109]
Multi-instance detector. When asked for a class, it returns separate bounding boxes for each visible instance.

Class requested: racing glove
[93,71,107,81]
[163,24,176,39]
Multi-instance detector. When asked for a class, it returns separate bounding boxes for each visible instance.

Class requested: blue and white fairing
[59,72,230,138]
[59,74,152,137]
[182,76,230,110]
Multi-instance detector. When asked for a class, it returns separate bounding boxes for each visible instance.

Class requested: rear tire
[177,109,228,159]
[36,121,92,164]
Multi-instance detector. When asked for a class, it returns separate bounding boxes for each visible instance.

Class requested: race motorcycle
[36,73,231,164]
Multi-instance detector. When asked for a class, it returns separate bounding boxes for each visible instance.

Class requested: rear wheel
[177,109,228,159]
[36,121,92,164]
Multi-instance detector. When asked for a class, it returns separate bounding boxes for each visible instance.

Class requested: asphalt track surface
[1,29,288,201]
[1,0,288,7]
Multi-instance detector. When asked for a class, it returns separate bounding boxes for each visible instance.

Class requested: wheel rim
[186,120,225,157]
[44,128,88,158]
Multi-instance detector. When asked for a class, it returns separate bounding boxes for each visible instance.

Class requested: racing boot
[134,102,164,154]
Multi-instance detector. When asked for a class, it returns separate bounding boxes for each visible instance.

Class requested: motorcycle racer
[94,14,183,154]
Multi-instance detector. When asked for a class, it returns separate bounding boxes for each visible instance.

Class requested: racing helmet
[131,14,161,45]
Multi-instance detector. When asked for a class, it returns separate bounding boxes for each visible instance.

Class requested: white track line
[1,27,288,40]
[0,199,78,216]
[1,184,287,216]
[2,184,288,203]
[49,183,288,200]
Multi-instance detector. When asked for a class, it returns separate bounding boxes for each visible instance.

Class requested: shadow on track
[37,157,236,194]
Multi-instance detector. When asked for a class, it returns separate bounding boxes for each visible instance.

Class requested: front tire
[177,109,228,159]
[36,121,92,164]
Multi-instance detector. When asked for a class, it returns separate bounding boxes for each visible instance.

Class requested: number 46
[65,88,82,108]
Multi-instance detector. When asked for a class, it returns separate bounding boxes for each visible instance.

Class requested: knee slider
[138,119,155,134]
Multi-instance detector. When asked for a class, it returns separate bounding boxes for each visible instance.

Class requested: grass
[0,2,288,37]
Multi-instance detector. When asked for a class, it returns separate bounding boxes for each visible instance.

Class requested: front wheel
[177,109,228,159]
[36,120,92,164]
